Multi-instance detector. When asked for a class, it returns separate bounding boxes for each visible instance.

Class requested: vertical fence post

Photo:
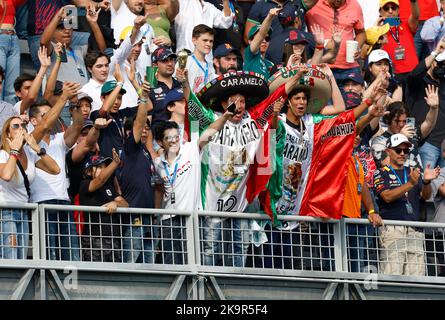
[38,204,47,260]
[186,212,196,267]
[31,205,40,260]
[333,220,345,272]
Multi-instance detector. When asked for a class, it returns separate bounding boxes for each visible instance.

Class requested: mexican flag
[260,111,357,222]
[186,85,287,213]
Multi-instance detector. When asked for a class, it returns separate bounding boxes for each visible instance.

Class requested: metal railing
[1,202,445,283]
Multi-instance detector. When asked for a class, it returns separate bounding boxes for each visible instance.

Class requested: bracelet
[368,209,376,215]
[363,98,373,107]
[56,55,61,61]
[423,180,432,185]
[137,88,143,96]
[116,81,124,87]
[315,44,324,50]
[10,149,20,156]
[9,153,18,160]
[140,98,148,104]
[431,51,438,57]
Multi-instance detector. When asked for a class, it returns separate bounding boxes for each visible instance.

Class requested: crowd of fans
[0,0,444,276]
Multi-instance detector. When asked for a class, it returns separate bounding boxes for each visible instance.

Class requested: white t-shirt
[174,0,233,54]
[81,78,103,112]
[356,0,379,30]
[111,1,137,45]
[154,140,202,220]
[186,55,216,94]
[13,101,22,115]
[29,132,70,203]
[0,148,39,203]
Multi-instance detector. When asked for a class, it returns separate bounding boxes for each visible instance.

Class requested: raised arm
[319,64,345,115]
[99,65,124,116]
[31,82,81,143]
[43,43,63,103]
[158,0,179,21]
[199,110,234,150]
[250,8,280,54]
[40,6,69,56]
[134,81,154,144]
[420,84,439,139]
[408,0,420,33]
[20,46,52,115]
[88,148,121,192]
[86,3,106,52]
[0,130,25,182]
[64,105,85,148]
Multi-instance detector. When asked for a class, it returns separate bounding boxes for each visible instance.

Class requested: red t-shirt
[382,20,418,74]
[1,0,27,25]
[399,0,439,22]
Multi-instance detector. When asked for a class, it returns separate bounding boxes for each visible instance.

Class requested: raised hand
[54,42,64,59]
[125,58,137,84]
[175,68,188,84]
[409,168,421,186]
[7,129,25,151]
[140,80,152,98]
[311,24,324,46]
[94,118,113,129]
[86,2,101,24]
[38,45,51,68]
[434,35,445,55]
[400,124,416,139]
[134,12,149,30]
[331,25,344,45]
[112,147,121,165]
[98,0,111,11]
[273,98,284,115]
[295,65,310,80]
[268,7,282,17]
[423,164,441,183]
[287,53,302,67]
[424,84,439,109]
[62,82,82,100]
[23,132,41,153]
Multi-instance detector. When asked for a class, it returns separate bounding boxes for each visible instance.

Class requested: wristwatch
[37,148,46,157]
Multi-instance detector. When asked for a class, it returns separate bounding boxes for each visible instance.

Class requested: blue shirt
[420,16,445,52]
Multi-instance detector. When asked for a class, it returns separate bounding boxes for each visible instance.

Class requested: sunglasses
[11,123,27,129]
[163,135,180,143]
[382,4,398,11]
[393,147,410,155]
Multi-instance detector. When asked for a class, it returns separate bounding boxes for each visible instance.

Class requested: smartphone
[406,117,415,127]
[59,46,68,63]
[384,17,401,27]
[227,101,237,114]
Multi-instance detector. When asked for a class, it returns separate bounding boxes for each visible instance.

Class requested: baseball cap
[82,119,94,130]
[285,30,309,45]
[247,24,272,40]
[368,49,391,64]
[278,5,298,26]
[386,133,412,148]
[164,88,185,108]
[365,24,390,52]
[101,80,127,96]
[342,71,365,86]
[77,92,93,103]
[152,46,177,63]
[84,155,112,170]
[214,43,241,58]
[379,0,399,8]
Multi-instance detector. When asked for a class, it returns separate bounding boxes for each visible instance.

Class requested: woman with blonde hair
[0,116,60,259]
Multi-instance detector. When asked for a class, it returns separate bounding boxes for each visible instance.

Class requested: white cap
[386,133,412,148]
[435,51,445,62]
[368,49,391,64]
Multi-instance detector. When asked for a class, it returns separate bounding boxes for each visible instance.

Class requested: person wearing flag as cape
[176,66,308,267]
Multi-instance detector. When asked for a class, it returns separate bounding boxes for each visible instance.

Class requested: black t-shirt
[374,166,422,221]
[119,131,155,209]
[79,178,121,236]
[90,107,138,158]
[148,79,183,126]
[406,60,445,148]
[66,149,95,201]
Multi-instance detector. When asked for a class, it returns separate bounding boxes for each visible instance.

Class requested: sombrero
[268,64,332,114]
[196,71,269,112]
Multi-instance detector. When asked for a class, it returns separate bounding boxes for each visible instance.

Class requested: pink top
[306,0,365,70]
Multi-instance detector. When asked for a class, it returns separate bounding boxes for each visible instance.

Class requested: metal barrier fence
[2,203,445,281]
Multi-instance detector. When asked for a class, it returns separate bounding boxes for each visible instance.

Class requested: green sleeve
[187,91,215,136]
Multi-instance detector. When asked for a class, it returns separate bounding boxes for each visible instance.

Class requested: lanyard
[228,1,239,31]
[111,117,125,142]
[388,27,400,45]
[163,161,179,187]
[388,165,407,185]
[353,154,361,176]
[191,54,209,84]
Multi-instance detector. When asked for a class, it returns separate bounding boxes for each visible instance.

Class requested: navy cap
[152,46,177,63]
[164,89,185,108]
[84,154,112,170]
[285,30,309,45]
[82,119,94,130]
[342,71,365,86]
[214,43,241,58]
[278,5,298,26]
